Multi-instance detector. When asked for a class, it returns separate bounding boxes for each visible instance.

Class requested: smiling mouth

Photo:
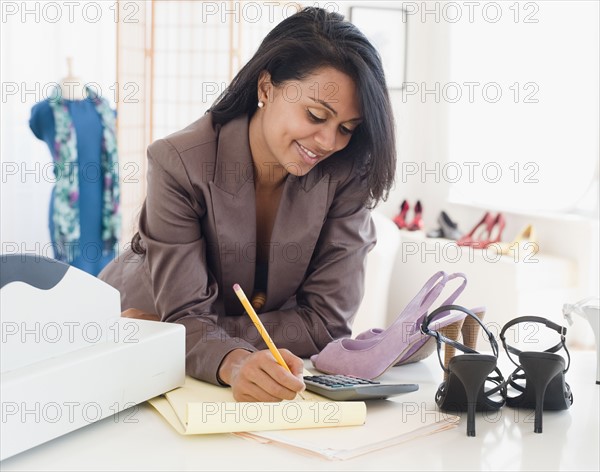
[295,141,322,164]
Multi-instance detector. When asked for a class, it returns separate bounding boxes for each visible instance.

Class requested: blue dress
[29,98,115,276]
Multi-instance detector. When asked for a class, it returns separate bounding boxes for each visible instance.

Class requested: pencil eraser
[233,284,241,292]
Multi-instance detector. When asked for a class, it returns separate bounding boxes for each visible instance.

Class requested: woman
[99,7,396,402]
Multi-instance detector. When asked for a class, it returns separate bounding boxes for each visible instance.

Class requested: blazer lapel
[209,114,334,315]
[265,171,330,311]
[209,115,256,315]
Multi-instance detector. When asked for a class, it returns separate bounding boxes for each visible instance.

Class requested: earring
[257,101,264,108]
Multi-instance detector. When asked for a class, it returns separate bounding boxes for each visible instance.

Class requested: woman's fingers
[230,350,305,402]
[232,368,290,402]
[279,349,305,377]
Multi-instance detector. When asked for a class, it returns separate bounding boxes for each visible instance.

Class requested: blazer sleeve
[218,165,377,357]
[139,138,259,385]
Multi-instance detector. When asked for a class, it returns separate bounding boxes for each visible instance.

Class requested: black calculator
[303,374,419,401]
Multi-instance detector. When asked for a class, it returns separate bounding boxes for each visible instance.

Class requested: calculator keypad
[304,375,380,388]
[302,374,419,400]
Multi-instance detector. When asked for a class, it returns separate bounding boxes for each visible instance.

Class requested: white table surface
[1,350,598,471]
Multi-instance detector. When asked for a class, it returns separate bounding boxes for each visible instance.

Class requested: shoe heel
[581,306,600,384]
[439,320,464,380]
[424,305,504,437]
[451,355,496,437]
[563,300,599,384]
[519,352,565,433]
[461,307,486,350]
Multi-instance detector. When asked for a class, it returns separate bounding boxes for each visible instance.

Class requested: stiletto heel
[563,297,600,384]
[486,213,506,246]
[451,355,497,436]
[422,305,505,437]
[519,353,565,433]
[500,316,573,434]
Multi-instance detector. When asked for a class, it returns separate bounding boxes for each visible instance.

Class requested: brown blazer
[99,113,376,384]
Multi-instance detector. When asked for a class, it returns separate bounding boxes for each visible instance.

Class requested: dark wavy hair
[211,6,395,205]
[132,7,395,254]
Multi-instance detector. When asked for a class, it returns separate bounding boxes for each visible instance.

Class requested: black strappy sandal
[499,316,573,433]
[421,305,506,437]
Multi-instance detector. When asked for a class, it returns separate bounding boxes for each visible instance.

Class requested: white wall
[1,1,116,256]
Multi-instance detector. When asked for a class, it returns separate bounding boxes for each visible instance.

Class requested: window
[446,1,599,215]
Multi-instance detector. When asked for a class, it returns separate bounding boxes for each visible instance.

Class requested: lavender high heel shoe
[353,315,481,367]
[354,273,472,366]
[311,272,469,379]
[563,297,600,384]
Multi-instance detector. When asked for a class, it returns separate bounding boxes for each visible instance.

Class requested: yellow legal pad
[148,375,366,435]
[148,375,458,460]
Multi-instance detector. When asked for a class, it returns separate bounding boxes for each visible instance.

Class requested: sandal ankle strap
[499,315,571,373]
[421,304,499,374]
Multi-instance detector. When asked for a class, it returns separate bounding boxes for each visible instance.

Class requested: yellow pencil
[233,283,292,372]
[233,284,305,400]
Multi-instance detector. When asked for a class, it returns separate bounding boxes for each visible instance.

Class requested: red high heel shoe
[457,212,495,248]
[407,200,424,231]
[486,213,506,247]
[393,200,410,229]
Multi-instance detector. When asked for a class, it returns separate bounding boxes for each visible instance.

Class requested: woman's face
[250,66,362,178]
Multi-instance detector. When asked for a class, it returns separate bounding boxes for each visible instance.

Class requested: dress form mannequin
[59,57,85,101]
[29,56,117,276]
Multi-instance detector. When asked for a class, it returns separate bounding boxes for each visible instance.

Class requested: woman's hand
[121,308,160,321]
[218,349,306,402]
